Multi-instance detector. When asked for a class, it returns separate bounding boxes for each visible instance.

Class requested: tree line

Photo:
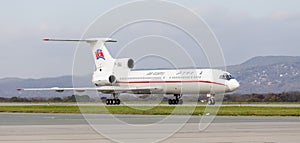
[222,91,300,102]
[0,95,94,102]
[1,92,300,103]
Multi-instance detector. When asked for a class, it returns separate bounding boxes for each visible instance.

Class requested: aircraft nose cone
[228,79,240,91]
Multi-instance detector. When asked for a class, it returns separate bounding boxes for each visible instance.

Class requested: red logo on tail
[95,49,105,60]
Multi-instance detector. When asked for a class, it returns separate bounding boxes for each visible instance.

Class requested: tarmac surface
[0,113,299,143]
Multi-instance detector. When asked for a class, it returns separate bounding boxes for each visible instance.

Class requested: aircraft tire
[115,99,121,105]
[168,99,174,105]
[174,99,178,104]
[169,99,180,105]
[106,99,113,105]
[212,99,215,105]
[106,99,121,105]
[168,99,172,105]
[208,99,215,105]
[112,99,117,105]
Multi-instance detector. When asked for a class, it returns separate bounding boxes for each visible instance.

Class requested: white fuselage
[93,69,239,95]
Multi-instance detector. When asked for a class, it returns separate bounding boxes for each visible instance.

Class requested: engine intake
[108,75,116,84]
[127,59,134,69]
[114,58,134,69]
[94,75,117,86]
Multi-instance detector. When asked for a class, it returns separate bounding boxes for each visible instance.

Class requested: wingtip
[16,88,23,91]
[43,38,49,41]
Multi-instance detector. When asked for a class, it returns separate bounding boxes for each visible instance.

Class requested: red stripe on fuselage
[116,80,226,86]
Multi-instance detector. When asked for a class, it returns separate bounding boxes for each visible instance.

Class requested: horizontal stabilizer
[42,37,117,68]
[43,38,117,43]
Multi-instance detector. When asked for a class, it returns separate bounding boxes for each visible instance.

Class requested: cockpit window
[227,74,234,80]
[219,74,234,80]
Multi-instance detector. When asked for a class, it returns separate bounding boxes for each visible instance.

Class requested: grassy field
[221,102,300,104]
[0,105,299,116]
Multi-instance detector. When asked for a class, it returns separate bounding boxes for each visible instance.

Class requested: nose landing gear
[207,94,215,105]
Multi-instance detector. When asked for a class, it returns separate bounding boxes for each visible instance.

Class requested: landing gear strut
[207,94,215,105]
[168,94,183,105]
[106,93,121,105]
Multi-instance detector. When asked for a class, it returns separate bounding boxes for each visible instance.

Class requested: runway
[0,113,299,143]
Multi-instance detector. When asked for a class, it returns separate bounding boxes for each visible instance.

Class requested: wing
[17,86,163,94]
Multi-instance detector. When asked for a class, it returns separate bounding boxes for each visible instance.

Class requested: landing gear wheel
[168,94,183,105]
[174,99,178,104]
[106,99,112,105]
[112,99,117,105]
[106,93,121,105]
[208,98,215,105]
[168,99,172,105]
[106,99,121,105]
[207,94,216,105]
[115,99,121,105]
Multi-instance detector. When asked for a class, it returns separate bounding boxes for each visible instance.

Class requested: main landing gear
[106,93,121,105]
[207,94,215,105]
[168,94,183,105]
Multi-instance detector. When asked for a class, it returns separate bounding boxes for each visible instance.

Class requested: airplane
[17,38,240,105]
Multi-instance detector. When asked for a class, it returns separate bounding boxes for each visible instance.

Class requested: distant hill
[0,76,73,97]
[0,75,96,97]
[228,56,300,93]
[0,56,300,97]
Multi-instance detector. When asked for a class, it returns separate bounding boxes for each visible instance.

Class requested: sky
[0,0,300,78]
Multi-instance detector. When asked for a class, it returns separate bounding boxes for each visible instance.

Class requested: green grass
[221,102,300,104]
[0,105,300,116]
[0,106,80,113]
